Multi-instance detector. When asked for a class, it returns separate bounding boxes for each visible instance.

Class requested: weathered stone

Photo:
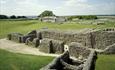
[21,34,36,43]
[7,33,23,43]
[83,50,97,70]
[33,38,40,47]
[39,38,64,53]
[68,42,90,59]
[103,43,115,54]
[39,38,53,53]
[91,30,115,50]
[40,50,97,70]
[37,29,115,50]
[25,37,39,47]
[51,39,64,54]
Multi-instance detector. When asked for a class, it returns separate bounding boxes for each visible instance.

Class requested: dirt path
[0,38,60,57]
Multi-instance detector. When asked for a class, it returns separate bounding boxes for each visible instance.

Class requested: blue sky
[0,0,115,16]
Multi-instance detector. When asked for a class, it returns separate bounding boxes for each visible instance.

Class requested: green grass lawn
[0,49,54,70]
[0,19,115,38]
[95,54,115,70]
[0,19,115,70]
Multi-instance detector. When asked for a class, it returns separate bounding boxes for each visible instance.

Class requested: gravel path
[0,38,60,57]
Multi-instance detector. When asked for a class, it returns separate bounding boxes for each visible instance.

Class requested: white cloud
[54,0,115,15]
[65,0,88,6]
[0,0,115,16]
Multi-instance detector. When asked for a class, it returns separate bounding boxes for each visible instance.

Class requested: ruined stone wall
[7,33,23,43]
[83,50,97,70]
[40,30,92,48]
[103,43,115,54]
[91,29,115,49]
[39,38,52,53]
[40,50,97,70]
[68,42,91,59]
[38,29,115,50]
[39,38,64,53]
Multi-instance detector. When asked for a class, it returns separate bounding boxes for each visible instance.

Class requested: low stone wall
[103,43,115,54]
[40,50,97,70]
[37,29,115,50]
[40,30,92,48]
[68,42,90,59]
[39,38,64,53]
[8,29,115,51]
[83,50,97,70]
[25,38,39,47]
[52,39,64,53]
[39,38,52,53]
[7,33,23,43]
[7,30,37,43]
[91,29,115,49]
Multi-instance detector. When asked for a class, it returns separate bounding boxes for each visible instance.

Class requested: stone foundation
[7,28,115,70]
[40,50,97,70]
[38,29,115,50]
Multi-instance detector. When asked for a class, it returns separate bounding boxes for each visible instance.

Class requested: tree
[10,15,16,19]
[0,15,9,19]
[39,10,55,17]
[17,16,27,18]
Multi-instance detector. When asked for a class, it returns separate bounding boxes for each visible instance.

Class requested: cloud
[0,0,53,16]
[65,0,88,6]
[0,0,115,16]
[54,0,115,15]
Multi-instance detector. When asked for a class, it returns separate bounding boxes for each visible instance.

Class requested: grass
[0,19,115,38]
[0,49,54,70]
[95,54,115,70]
[0,19,115,70]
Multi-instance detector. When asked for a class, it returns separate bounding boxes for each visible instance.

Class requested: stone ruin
[40,43,97,70]
[7,28,115,70]
[39,38,64,53]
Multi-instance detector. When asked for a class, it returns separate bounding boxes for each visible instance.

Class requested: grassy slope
[0,20,115,38]
[95,54,115,70]
[0,49,54,70]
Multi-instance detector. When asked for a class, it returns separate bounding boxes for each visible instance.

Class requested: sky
[0,0,115,16]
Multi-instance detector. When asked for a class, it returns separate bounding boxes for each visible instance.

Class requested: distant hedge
[0,15,27,19]
[67,15,98,20]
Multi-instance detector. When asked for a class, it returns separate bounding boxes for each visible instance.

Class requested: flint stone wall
[103,43,115,54]
[68,42,90,59]
[7,33,23,43]
[39,38,64,53]
[25,38,39,47]
[51,39,64,53]
[7,30,37,43]
[91,30,115,49]
[37,29,115,50]
[39,38,52,53]
[83,50,97,70]
[40,51,83,70]
[40,30,92,48]
[40,50,97,70]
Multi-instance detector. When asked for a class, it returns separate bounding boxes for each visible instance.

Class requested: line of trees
[0,15,9,19]
[0,15,27,19]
